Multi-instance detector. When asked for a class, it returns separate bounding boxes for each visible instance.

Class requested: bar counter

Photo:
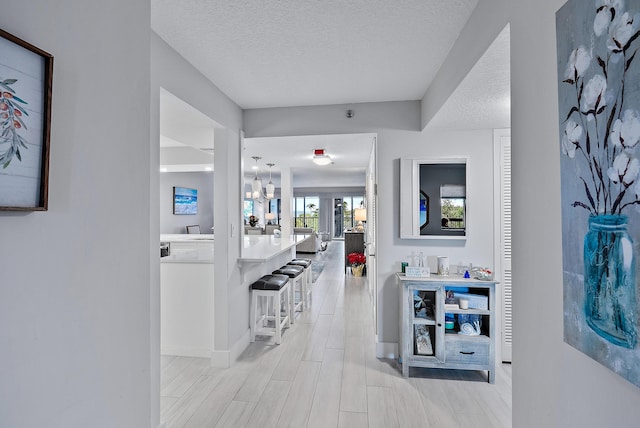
[238,234,310,266]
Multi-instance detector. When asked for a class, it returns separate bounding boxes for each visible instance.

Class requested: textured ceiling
[154,1,510,176]
[151,0,479,109]
[429,25,511,130]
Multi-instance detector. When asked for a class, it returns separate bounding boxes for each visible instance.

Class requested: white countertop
[161,234,214,263]
[161,234,214,242]
[396,273,498,284]
[238,234,309,264]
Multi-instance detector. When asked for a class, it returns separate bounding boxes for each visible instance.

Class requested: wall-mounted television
[173,186,198,215]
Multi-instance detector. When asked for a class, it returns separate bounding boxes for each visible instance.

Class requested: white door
[494,129,512,362]
[365,136,378,333]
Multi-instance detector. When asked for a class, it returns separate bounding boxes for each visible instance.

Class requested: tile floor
[160,241,512,427]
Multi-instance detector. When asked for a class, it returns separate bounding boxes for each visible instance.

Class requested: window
[243,199,254,223]
[334,195,364,238]
[268,198,280,224]
[294,196,319,231]
[440,184,465,230]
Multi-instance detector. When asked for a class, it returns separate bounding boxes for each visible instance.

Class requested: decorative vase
[351,264,365,277]
[583,214,637,348]
[437,256,450,276]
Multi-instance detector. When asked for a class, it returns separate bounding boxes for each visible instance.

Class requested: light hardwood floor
[161,241,512,427]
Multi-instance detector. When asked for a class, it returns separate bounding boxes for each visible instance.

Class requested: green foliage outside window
[441,198,465,229]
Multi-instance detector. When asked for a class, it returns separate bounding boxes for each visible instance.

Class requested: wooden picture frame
[0,28,53,211]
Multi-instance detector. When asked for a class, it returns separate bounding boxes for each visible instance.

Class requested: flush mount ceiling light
[312,149,332,166]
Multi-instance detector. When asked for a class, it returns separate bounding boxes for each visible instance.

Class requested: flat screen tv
[173,186,198,215]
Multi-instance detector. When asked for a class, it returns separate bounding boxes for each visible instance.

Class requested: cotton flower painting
[557,0,640,387]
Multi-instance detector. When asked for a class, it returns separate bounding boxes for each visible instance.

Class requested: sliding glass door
[333,195,364,238]
[293,196,319,231]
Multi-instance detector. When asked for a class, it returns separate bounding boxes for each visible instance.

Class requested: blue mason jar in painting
[584,215,636,348]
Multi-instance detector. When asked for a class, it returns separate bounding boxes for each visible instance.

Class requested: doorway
[242,133,376,239]
[156,88,221,424]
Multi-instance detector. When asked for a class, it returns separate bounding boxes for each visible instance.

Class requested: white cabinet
[398,273,497,383]
[160,235,215,358]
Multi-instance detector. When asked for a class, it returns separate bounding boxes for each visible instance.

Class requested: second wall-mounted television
[173,186,198,215]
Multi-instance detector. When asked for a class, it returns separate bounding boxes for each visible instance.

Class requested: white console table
[397,273,497,383]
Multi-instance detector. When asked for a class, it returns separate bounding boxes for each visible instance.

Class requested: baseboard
[210,329,251,368]
[231,329,251,362]
[161,346,211,358]
[209,349,230,368]
[376,340,398,359]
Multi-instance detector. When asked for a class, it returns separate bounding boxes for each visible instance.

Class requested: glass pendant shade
[266,181,275,199]
[247,157,276,200]
[252,176,262,193]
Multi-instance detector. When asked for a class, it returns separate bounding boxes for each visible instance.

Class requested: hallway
[160,241,512,427]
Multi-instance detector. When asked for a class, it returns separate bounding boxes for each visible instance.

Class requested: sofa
[265,224,281,235]
[293,227,322,253]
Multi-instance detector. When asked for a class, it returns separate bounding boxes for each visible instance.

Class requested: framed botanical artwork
[0,28,53,211]
[557,0,640,387]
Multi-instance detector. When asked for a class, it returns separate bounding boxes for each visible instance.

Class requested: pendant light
[266,163,275,199]
[247,156,275,201]
[251,156,262,199]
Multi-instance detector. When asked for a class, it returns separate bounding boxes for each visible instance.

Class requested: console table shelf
[344,232,364,273]
[397,273,497,383]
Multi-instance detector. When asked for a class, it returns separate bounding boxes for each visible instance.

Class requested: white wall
[0,1,152,427]
[244,104,496,353]
[508,0,640,426]
[151,32,244,367]
[377,128,496,346]
[160,172,214,234]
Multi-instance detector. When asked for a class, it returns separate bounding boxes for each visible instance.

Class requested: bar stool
[250,274,290,344]
[287,258,312,309]
[273,265,305,323]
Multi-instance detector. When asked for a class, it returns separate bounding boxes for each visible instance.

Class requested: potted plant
[347,252,366,276]
[248,215,258,227]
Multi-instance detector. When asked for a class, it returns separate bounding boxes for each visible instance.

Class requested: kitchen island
[160,233,311,362]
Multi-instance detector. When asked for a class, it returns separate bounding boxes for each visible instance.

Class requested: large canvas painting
[557,0,640,386]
